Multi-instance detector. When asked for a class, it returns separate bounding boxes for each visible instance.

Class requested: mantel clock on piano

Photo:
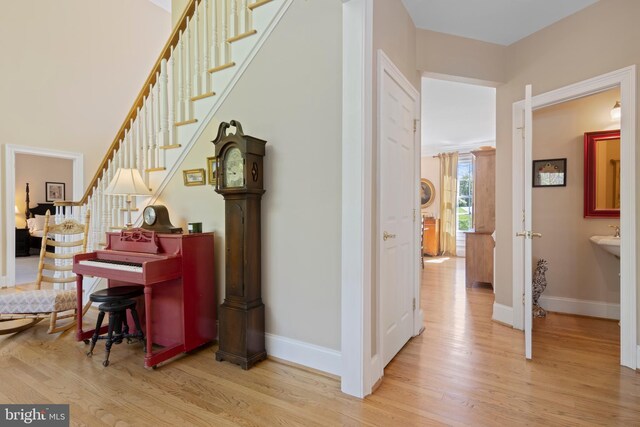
[212,120,267,370]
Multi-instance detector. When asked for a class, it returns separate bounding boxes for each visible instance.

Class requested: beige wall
[159,0,343,349]
[532,89,620,306]
[1,1,170,279]
[494,0,640,316]
[14,155,74,228]
[420,156,440,217]
[416,29,506,85]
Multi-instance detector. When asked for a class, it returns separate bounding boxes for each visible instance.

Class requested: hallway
[374,256,639,425]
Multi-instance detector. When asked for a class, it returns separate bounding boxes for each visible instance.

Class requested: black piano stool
[87,286,145,367]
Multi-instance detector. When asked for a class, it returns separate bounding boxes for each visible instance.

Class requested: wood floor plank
[1,256,638,426]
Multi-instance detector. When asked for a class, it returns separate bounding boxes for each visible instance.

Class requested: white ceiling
[402,0,598,46]
[421,78,495,156]
[149,0,171,13]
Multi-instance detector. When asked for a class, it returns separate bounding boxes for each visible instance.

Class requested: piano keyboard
[78,259,143,273]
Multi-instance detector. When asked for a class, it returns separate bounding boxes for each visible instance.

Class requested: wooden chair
[0,210,91,335]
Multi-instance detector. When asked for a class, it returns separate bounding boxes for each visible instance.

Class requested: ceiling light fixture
[610,101,621,121]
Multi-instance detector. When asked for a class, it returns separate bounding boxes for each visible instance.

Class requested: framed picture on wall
[183,169,206,186]
[45,182,65,202]
[533,158,567,187]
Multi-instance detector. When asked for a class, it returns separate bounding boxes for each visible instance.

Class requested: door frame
[3,144,83,287]
[511,66,637,369]
[374,49,422,379]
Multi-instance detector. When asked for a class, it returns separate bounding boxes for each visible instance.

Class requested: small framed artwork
[45,182,65,202]
[183,168,206,186]
[207,157,218,186]
[533,158,567,187]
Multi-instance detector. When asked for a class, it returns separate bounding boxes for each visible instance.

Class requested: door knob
[383,231,396,241]
[531,232,542,238]
[516,231,528,238]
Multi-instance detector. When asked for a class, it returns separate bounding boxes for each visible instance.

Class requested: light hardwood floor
[1,257,638,426]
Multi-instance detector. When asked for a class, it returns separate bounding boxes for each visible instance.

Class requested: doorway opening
[420,77,497,298]
[511,66,636,370]
[530,88,622,362]
[3,144,83,288]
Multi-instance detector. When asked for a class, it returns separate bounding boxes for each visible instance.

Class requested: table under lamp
[105,168,151,228]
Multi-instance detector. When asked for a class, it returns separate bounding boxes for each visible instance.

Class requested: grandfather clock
[212,120,267,369]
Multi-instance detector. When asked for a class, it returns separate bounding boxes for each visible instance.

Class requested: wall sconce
[610,101,621,121]
[14,205,19,215]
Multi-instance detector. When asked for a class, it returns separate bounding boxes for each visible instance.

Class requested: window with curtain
[457,155,473,232]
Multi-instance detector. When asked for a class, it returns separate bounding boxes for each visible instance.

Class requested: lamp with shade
[105,168,151,228]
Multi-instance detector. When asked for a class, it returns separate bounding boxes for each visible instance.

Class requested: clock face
[143,206,157,225]
[225,147,244,188]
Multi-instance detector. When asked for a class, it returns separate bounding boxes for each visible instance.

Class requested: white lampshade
[611,101,621,121]
[105,168,151,196]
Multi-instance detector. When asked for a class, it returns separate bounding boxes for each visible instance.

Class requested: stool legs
[103,311,120,367]
[87,310,106,357]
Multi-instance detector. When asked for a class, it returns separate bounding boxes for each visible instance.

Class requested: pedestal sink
[590,235,620,257]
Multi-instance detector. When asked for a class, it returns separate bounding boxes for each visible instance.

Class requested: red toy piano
[73,229,216,368]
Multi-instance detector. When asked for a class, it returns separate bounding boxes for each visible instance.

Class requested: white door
[517,84,534,359]
[379,65,415,367]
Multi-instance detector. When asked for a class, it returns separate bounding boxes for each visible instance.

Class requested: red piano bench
[86,286,145,367]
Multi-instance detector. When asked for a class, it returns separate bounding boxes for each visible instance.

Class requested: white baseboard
[265,333,341,377]
[0,275,5,287]
[539,295,620,320]
[637,345,640,370]
[492,302,514,326]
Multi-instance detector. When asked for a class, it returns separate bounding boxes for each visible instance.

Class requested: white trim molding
[539,296,620,320]
[341,0,373,398]
[266,333,342,377]
[4,144,84,288]
[492,302,514,326]
[511,65,637,370]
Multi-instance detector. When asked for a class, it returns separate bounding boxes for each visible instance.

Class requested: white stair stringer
[80,0,293,301]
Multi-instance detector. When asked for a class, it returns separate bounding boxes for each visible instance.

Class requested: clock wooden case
[212,120,267,369]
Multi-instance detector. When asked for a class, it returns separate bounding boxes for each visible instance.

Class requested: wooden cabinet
[422,217,440,256]
[465,232,494,287]
[466,148,496,287]
[15,228,30,257]
[472,148,495,232]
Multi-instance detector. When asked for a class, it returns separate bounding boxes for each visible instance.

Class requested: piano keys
[73,228,216,368]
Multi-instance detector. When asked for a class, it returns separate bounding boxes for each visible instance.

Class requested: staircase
[55,0,291,253]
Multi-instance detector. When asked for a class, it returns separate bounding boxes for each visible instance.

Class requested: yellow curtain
[439,152,458,256]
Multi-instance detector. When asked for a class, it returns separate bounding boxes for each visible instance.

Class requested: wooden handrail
[77,0,197,205]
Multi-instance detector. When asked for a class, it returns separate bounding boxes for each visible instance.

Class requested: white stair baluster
[230,0,236,39]
[159,59,169,168]
[221,0,228,65]
[202,0,210,92]
[240,0,247,35]
[177,31,185,123]
[185,21,192,120]
[212,0,219,67]
[168,47,176,146]
[193,2,201,97]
